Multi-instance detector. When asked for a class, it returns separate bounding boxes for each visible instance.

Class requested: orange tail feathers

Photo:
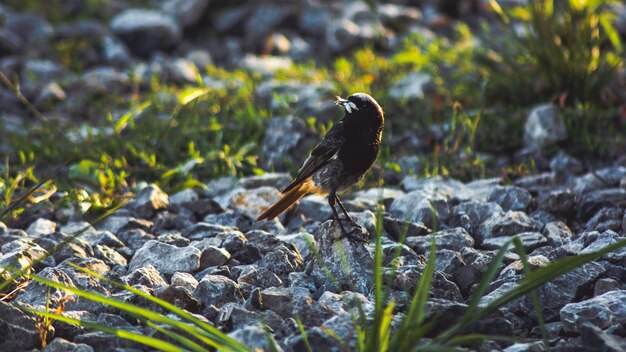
[257,180,313,221]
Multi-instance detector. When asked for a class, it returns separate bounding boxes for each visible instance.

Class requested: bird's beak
[335,96,358,114]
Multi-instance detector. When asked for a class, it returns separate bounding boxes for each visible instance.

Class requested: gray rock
[310,220,373,294]
[577,188,626,221]
[200,245,231,268]
[229,325,283,352]
[260,287,294,317]
[257,245,304,280]
[594,278,620,296]
[94,244,127,267]
[487,186,533,211]
[238,267,282,288]
[477,211,541,244]
[135,183,169,218]
[0,302,42,350]
[560,290,626,333]
[129,240,200,274]
[503,341,547,352]
[171,272,199,292]
[237,173,292,191]
[586,208,624,232]
[162,0,210,28]
[245,5,294,36]
[203,210,253,232]
[117,229,155,251]
[390,190,449,228]
[193,275,244,307]
[43,338,94,352]
[15,267,75,309]
[0,29,23,55]
[568,167,626,195]
[536,189,578,216]
[450,201,504,236]
[5,13,51,54]
[110,9,182,57]
[550,151,583,181]
[481,232,548,251]
[26,217,56,237]
[258,117,315,168]
[382,216,431,241]
[240,54,293,76]
[482,262,605,327]
[580,323,626,352]
[221,186,281,219]
[524,104,567,149]
[542,221,573,247]
[154,285,202,312]
[124,264,167,287]
[102,35,131,66]
[389,72,432,101]
[561,230,626,263]
[405,228,474,253]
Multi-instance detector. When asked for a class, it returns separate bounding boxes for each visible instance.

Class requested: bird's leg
[328,193,367,243]
[334,194,360,228]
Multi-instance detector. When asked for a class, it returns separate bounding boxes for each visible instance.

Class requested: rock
[481,232,548,251]
[240,54,293,76]
[586,208,624,232]
[245,5,294,37]
[577,188,626,221]
[560,290,626,333]
[503,341,547,352]
[203,210,253,232]
[238,267,283,288]
[162,0,210,28]
[257,245,304,280]
[482,262,605,327]
[5,12,53,48]
[0,302,42,350]
[580,323,626,352]
[94,245,127,267]
[568,167,626,195]
[487,186,533,212]
[389,72,432,101]
[450,201,504,236]
[193,275,244,308]
[542,221,573,247]
[0,29,23,55]
[477,211,541,244]
[310,220,373,294]
[405,228,474,253]
[524,104,567,149]
[260,287,294,317]
[594,278,620,296]
[382,216,431,241]
[229,325,283,352]
[117,229,155,251]
[154,285,202,312]
[561,230,626,263]
[129,240,201,274]
[199,245,231,268]
[110,9,182,57]
[390,190,449,228]
[135,183,169,218]
[550,152,583,181]
[102,35,131,66]
[26,217,56,237]
[223,186,281,219]
[536,189,578,216]
[124,264,168,288]
[43,338,94,352]
[260,117,315,171]
[171,272,199,292]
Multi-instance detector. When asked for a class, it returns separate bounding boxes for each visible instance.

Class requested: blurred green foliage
[1,0,625,219]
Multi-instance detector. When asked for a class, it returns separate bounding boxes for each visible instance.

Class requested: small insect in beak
[335,96,358,114]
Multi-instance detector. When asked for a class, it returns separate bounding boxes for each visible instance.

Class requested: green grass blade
[146,321,207,352]
[13,268,249,352]
[66,263,250,352]
[512,237,548,346]
[296,318,313,352]
[26,308,188,352]
[436,238,512,342]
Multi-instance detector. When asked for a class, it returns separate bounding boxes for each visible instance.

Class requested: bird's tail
[257,179,313,221]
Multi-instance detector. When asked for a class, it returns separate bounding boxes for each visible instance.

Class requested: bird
[257,92,384,241]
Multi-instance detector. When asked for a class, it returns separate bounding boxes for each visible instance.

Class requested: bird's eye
[345,101,358,113]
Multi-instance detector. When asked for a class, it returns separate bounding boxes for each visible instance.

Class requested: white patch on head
[345,101,358,114]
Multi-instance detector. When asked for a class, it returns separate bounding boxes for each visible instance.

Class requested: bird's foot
[336,219,368,243]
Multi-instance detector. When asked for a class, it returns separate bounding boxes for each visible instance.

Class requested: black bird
[257,93,384,241]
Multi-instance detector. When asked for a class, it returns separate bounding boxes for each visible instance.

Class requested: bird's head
[335,93,383,118]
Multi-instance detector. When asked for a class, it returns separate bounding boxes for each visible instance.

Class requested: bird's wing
[281,120,345,193]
